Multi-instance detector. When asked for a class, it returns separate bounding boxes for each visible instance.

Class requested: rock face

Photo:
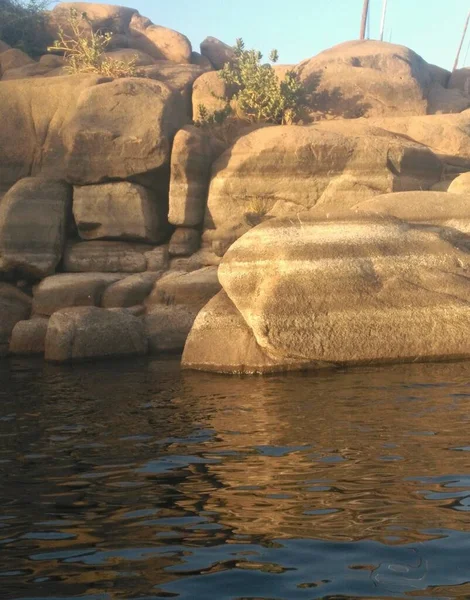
[128,13,192,63]
[50,3,137,35]
[0,284,32,356]
[296,40,455,119]
[200,37,234,70]
[0,178,71,278]
[63,241,158,273]
[191,71,233,116]
[45,306,147,362]
[10,317,49,355]
[447,172,470,194]
[183,217,470,373]
[63,77,187,185]
[73,182,165,243]
[101,272,160,308]
[169,228,200,256]
[0,48,34,77]
[204,122,442,241]
[169,126,225,227]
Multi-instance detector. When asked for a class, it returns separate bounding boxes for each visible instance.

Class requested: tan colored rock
[185,217,470,374]
[63,77,188,185]
[192,71,233,116]
[169,228,201,256]
[144,246,170,271]
[0,48,34,77]
[0,284,32,356]
[0,178,72,279]
[39,54,65,68]
[169,125,226,227]
[448,67,470,95]
[9,317,49,355]
[103,48,156,66]
[191,51,213,71]
[33,273,122,316]
[128,13,192,63]
[101,272,161,308]
[427,82,470,115]
[145,305,200,353]
[73,182,165,243]
[63,241,154,273]
[200,37,235,70]
[146,266,221,309]
[428,63,451,88]
[205,122,442,238]
[447,172,470,194]
[50,3,137,35]
[45,306,147,362]
[431,180,452,192]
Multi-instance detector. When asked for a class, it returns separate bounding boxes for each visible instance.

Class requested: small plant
[219,38,306,125]
[0,0,52,56]
[194,103,232,127]
[49,8,139,77]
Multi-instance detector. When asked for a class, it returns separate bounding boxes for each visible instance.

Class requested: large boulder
[128,13,191,63]
[45,306,147,362]
[32,273,123,316]
[448,67,470,95]
[63,241,158,273]
[145,305,201,353]
[63,77,188,185]
[9,317,49,355]
[0,178,71,279]
[447,172,470,194]
[101,272,161,308]
[169,125,226,227]
[169,228,201,256]
[103,48,156,66]
[183,217,470,373]
[204,122,442,242]
[49,3,137,36]
[73,182,166,243]
[0,41,11,54]
[0,48,34,77]
[0,284,32,356]
[296,40,457,119]
[200,37,235,70]
[2,62,65,80]
[192,71,234,116]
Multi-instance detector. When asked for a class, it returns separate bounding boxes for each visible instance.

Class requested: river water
[1,358,470,599]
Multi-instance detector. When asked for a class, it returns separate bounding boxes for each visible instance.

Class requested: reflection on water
[1,358,470,599]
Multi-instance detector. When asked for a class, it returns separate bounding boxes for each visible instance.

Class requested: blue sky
[91,0,469,71]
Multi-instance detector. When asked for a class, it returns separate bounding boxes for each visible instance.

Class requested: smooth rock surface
[145,305,200,353]
[128,13,191,63]
[9,317,49,355]
[45,306,147,362]
[169,228,201,256]
[63,241,154,273]
[447,172,470,194]
[200,37,235,70]
[146,267,220,309]
[101,272,161,308]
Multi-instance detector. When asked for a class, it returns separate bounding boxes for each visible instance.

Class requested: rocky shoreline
[3,2,470,373]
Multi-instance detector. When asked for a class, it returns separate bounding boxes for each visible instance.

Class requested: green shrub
[0,0,52,56]
[49,8,139,78]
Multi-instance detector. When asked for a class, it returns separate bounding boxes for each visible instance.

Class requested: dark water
[1,358,470,600]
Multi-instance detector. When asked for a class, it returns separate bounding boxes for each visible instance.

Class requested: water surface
[1,358,470,599]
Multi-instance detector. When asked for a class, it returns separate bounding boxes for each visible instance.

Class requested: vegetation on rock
[0,0,51,56]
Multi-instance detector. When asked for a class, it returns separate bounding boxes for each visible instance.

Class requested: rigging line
[464,31,470,66]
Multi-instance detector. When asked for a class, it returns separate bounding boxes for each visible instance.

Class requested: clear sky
[95,0,470,71]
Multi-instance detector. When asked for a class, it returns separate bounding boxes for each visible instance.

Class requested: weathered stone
[73,182,165,243]
[205,122,442,239]
[0,48,34,77]
[431,180,452,192]
[9,317,49,355]
[50,3,137,35]
[184,217,470,373]
[101,272,161,308]
[128,13,191,63]
[169,228,201,256]
[33,273,122,316]
[426,82,470,115]
[103,48,156,66]
[63,241,154,273]
[144,246,170,272]
[192,71,234,116]
[45,306,147,362]
[200,37,235,70]
[169,125,226,227]
[448,67,470,95]
[63,77,187,185]
[190,51,213,71]
[0,178,72,279]
[145,305,200,353]
[0,40,11,54]
[146,266,221,308]
[447,172,470,194]
[0,284,32,356]
[2,62,64,80]
[428,63,451,88]
[39,54,65,68]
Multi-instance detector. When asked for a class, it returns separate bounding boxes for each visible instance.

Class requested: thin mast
[380,0,388,41]
[453,10,470,71]
[360,0,370,40]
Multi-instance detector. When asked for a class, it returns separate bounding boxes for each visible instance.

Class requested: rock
[0,284,32,356]
[63,77,187,185]
[0,49,34,77]
[448,67,470,95]
[184,217,470,373]
[427,82,470,115]
[73,182,165,243]
[431,180,452,192]
[447,172,470,194]
[428,63,451,88]
[32,273,122,316]
[146,266,221,309]
[200,37,235,70]
[39,54,65,68]
[1,61,64,80]
[192,71,234,116]
[205,122,442,239]
[63,241,155,273]
[9,317,49,355]
[145,305,200,353]
[169,228,201,256]
[50,3,137,35]
[296,40,433,119]
[45,306,147,362]
[103,48,156,66]
[169,125,226,227]
[0,178,72,279]
[144,246,170,271]
[128,13,192,63]
[101,272,161,308]
[190,51,213,71]
[0,41,11,54]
